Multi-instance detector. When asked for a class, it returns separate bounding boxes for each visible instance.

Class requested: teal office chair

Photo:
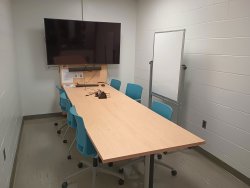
[54,85,67,129]
[151,101,173,120]
[56,92,69,135]
[56,85,65,95]
[151,101,177,176]
[61,98,78,160]
[118,101,177,176]
[125,83,143,103]
[110,79,121,91]
[62,106,124,188]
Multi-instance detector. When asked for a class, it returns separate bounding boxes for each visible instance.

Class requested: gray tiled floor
[13,117,249,188]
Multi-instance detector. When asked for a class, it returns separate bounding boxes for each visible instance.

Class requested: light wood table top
[64,85,205,163]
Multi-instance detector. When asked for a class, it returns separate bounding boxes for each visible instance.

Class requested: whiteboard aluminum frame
[149,29,186,124]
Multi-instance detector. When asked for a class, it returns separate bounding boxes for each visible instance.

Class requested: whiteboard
[152,30,185,102]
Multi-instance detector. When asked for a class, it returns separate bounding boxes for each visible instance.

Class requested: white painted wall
[8,0,250,179]
[135,0,250,177]
[83,0,137,92]
[12,0,137,116]
[0,0,22,187]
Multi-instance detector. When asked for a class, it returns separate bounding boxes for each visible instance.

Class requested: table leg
[144,156,150,188]
[144,154,155,188]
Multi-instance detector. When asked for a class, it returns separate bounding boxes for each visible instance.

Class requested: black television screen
[44,18,121,65]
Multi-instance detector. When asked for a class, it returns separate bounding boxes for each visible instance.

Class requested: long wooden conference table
[64,85,205,188]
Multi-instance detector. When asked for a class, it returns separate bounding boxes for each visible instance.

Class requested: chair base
[157,154,162,159]
[63,159,124,188]
[66,137,76,160]
[155,159,177,176]
[62,182,68,188]
[54,117,66,127]
[78,162,83,168]
[119,157,144,172]
[57,122,67,134]
[119,155,178,177]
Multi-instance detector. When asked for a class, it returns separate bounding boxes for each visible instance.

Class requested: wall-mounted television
[44,18,121,65]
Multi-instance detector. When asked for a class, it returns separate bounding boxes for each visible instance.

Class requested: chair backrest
[66,100,77,128]
[60,92,68,112]
[125,83,143,102]
[56,85,65,95]
[70,106,97,157]
[110,79,121,91]
[151,101,173,120]
[57,85,69,112]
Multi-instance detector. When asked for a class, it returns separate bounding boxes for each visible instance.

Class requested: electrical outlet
[3,148,6,161]
[202,120,207,129]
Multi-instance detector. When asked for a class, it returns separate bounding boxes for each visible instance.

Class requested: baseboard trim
[195,147,250,186]
[9,118,24,188]
[23,112,64,120]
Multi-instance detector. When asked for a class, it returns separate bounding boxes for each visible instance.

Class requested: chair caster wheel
[171,170,177,176]
[54,122,58,126]
[67,155,72,160]
[118,179,124,185]
[63,140,67,143]
[157,154,162,160]
[119,168,124,174]
[98,157,102,163]
[163,152,168,155]
[57,130,61,135]
[108,162,113,167]
[78,162,83,168]
[62,181,68,188]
